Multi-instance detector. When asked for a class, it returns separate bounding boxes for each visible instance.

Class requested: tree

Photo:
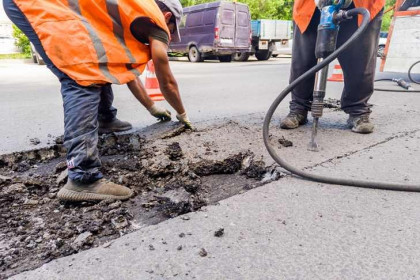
[180,0,214,7]
[240,0,293,20]
[180,0,294,20]
[381,0,397,31]
[12,25,31,57]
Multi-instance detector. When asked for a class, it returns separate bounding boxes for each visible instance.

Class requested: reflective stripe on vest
[13,0,169,86]
[293,0,386,33]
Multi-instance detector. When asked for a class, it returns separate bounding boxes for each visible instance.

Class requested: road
[2,57,420,279]
[0,57,294,154]
[1,57,416,155]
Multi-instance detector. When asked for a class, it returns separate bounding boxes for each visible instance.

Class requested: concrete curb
[0,58,34,64]
[168,56,188,62]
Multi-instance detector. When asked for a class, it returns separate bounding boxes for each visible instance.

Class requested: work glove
[148,104,171,122]
[176,112,193,129]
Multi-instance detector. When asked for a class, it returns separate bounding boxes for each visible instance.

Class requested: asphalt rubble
[0,121,288,279]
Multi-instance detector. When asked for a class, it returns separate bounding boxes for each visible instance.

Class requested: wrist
[148,104,158,113]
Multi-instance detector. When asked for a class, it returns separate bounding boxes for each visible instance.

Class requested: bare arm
[127,77,154,110]
[149,37,186,115]
[127,76,172,122]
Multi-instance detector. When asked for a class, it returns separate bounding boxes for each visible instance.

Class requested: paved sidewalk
[12,137,420,280]
[4,58,420,279]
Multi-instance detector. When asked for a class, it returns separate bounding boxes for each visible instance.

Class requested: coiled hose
[408,60,420,85]
[263,8,420,192]
[374,60,420,92]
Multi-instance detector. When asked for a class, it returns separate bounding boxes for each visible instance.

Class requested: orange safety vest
[13,0,170,86]
[294,0,385,33]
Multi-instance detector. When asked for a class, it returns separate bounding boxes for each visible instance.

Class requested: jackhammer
[263,0,420,192]
[309,0,353,151]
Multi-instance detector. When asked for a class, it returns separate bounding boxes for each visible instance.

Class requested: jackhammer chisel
[262,0,420,192]
[309,0,352,151]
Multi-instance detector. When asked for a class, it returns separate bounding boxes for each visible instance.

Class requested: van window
[237,11,249,27]
[203,9,216,25]
[186,11,203,27]
[221,9,234,25]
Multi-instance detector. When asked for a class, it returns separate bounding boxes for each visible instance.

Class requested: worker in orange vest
[280,0,385,134]
[4,0,191,201]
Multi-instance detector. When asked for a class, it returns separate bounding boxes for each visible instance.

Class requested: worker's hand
[148,104,172,121]
[176,112,193,129]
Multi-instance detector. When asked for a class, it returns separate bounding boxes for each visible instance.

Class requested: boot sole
[98,126,132,135]
[280,119,308,129]
[57,188,133,202]
[280,123,299,129]
[351,127,374,134]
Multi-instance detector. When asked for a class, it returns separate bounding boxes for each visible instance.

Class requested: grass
[0,53,31,59]
[168,52,185,57]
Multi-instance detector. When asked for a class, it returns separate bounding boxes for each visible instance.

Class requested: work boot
[57,178,133,202]
[280,111,308,129]
[347,114,374,134]
[99,118,132,134]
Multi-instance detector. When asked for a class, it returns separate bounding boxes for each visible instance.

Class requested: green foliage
[381,0,397,31]
[12,25,31,56]
[180,0,211,6]
[180,0,398,30]
[238,0,293,20]
[0,53,31,59]
[180,0,294,20]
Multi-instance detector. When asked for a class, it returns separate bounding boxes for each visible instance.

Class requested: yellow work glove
[148,104,171,122]
[176,112,193,129]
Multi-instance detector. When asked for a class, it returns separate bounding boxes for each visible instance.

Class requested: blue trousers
[4,0,118,183]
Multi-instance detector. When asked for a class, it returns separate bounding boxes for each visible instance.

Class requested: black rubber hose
[373,86,420,92]
[374,80,420,92]
[263,8,420,192]
[408,60,420,85]
[374,63,420,92]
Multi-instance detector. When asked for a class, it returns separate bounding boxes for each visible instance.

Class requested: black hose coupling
[393,78,412,90]
[333,10,353,23]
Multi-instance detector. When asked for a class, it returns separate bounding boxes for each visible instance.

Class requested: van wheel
[36,53,46,65]
[377,45,385,58]
[188,46,203,63]
[233,52,250,62]
[255,50,272,61]
[218,55,232,63]
[32,52,38,64]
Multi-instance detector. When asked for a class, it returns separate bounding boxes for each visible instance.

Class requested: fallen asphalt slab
[10,118,420,279]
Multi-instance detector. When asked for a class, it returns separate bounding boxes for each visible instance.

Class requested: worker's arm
[127,77,171,121]
[149,37,192,129]
[127,77,154,109]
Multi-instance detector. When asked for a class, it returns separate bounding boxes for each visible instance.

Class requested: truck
[168,1,252,63]
[233,19,292,61]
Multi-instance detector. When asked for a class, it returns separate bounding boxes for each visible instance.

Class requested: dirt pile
[0,123,282,279]
[323,98,341,110]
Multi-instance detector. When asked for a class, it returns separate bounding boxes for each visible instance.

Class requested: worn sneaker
[347,114,374,134]
[280,111,308,129]
[99,118,132,134]
[57,178,133,202]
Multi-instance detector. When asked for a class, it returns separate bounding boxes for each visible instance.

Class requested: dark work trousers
[4,0,117,183]
[289,5,383,116]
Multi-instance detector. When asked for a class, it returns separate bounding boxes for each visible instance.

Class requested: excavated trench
[0,121,286,279]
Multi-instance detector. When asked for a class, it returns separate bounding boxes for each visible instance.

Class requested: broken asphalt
[1,59,420,279]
